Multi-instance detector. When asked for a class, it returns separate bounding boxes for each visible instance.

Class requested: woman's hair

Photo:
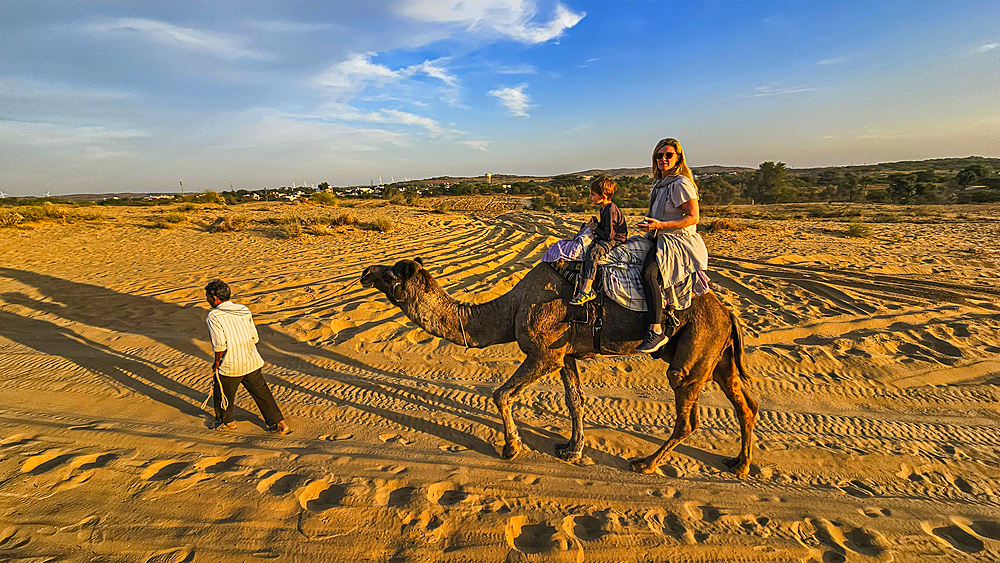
[651,138,694,182]
[590,176,617,197]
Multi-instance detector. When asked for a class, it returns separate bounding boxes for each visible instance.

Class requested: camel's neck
[400,276,516,348]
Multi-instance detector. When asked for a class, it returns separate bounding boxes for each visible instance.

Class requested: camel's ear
[414,257,424,267]
[392,260,420,282]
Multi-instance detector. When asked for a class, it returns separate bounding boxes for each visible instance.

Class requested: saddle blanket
[542,228,711,312]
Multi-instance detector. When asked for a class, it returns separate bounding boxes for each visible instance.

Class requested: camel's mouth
[360,267,377,288]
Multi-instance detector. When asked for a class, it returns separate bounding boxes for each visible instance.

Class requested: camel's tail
[729,311,755,384]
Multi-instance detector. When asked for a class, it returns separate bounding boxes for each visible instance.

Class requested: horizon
[2,1,998,196]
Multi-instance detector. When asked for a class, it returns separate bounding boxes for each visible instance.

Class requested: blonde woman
[634,138,709,353]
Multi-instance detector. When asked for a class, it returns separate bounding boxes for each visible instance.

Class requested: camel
[360,257,758,477]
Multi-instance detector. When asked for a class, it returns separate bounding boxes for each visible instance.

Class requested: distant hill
[574,165,754,178]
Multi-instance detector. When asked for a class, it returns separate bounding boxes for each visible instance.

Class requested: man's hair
[590,176,617,197]
[205,279,231,302]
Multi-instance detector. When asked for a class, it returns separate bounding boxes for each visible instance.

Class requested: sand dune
[1,199,999,562]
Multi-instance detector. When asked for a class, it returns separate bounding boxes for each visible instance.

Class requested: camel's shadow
[0,267,628,467]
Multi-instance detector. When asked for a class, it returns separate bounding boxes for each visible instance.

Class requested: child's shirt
[594,202,627,243]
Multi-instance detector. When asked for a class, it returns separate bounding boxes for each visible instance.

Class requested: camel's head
[360,257,425,305]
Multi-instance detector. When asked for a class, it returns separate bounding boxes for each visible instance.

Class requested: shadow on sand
[0,267,612,462]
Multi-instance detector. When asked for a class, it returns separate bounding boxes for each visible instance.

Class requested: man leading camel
[205,279,291,435]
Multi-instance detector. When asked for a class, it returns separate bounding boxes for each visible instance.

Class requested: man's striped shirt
[206,301,265,377]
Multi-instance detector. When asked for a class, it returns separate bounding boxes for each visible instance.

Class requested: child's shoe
[569,289,597,306]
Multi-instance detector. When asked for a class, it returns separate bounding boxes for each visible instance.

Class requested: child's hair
[590,176,617,198]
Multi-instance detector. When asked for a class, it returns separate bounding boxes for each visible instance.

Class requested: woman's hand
[637,217,661,232]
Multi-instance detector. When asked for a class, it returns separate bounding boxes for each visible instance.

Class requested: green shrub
[151,217,172,229]
[432,201,451,214]
[163,212,187,223]
[177,203,198,212]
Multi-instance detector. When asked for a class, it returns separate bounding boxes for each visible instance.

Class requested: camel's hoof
[555,443,583,462]
[630,457,658,475]
[500,441,522,460]
[723,457,751,477]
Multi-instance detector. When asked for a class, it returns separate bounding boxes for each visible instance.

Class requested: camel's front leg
[555,356,585,462]
[492,354,562,460]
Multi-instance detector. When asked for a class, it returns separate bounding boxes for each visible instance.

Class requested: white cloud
[87,18,275,60]
[491,63,539,75]
[0,78,132,102]
[857,129,905,140]
[222,111,410,153]
[0,120,147,158]
[400,0,584,44]
[752,84,815,97]
[315,53,461,103]
[315,53,403,94]
[489,85,530,117]
[461,140,491,151]
[817,57,846,65]
[976,42,999,53]
[246,20,337,33]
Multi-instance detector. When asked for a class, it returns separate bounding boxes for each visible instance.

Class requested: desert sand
[1,198,999,562]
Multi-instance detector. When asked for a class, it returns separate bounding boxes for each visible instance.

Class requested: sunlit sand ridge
[1,199,999,562]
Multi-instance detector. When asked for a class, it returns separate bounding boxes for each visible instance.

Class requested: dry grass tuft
[209,214,250,233]
[0,209,25,228]
[275,215,303,238]
[331,212,358,226]
[361,217,395,233]
[705,218,749,233]
[846,222,872,238]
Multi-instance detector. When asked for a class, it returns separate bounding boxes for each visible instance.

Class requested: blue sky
[1,1,998,195]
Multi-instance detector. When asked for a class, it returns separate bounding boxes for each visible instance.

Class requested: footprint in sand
[426,481,470,507]
[319,433,353,441]
[298,479,347,511]
[922,521,985,554]
[797,518,892,563]
[194,455,244,474]
[255,471,304,496]
[970,519,1000,540]
[860,507,892,518]
[71,452,118,471]
[505,515,558,555]
[379,433,414,446]
[21,450,75,475]
[387,486,421,509]
[141,460,190,481]
[572,513,611,542]
[143,546,194,563]
[0,527,29,550]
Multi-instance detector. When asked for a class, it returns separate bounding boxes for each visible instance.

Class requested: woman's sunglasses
[655,151,678,161]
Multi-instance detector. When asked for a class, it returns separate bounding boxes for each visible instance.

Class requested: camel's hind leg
[715,350,758,477]
[492,354,563,460]
[630,371,708,475]
[555,356,585,462]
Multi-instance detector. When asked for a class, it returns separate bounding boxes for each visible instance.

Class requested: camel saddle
[549,260,608,353]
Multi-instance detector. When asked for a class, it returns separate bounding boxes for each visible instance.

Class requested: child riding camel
[569,176,627,306]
